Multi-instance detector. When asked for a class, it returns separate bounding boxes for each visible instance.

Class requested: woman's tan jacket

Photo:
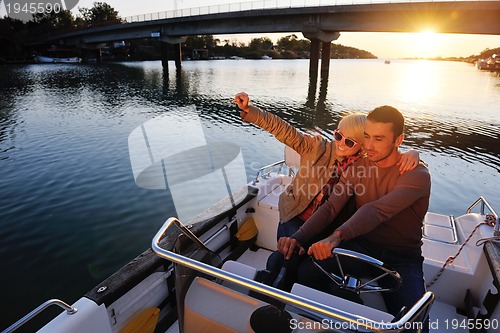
[242,106,342,223]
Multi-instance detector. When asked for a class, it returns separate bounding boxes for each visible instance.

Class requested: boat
[384,60,391,64]
[261,55,272,60]
[476,59,489,70]
[4,115,500,333]
[35,55,82,64]
[486,54,500,70]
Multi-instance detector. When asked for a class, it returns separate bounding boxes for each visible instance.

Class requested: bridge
[50,0,500,75]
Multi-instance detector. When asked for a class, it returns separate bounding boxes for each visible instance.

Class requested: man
[279,105,431,324]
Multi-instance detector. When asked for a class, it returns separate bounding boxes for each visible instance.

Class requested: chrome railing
[2,299,77,333]
[152,217,435,332]
[467,196,499,236]
[252,159,286,184]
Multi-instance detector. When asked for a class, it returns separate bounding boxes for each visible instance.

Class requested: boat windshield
[171,227,222,332]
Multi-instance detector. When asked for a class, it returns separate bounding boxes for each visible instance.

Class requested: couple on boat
[234,92,431,329]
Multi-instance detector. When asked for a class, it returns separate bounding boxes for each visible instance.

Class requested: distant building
[192,49,209,60]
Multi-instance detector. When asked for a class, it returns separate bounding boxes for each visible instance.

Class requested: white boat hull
[35,55,82,63]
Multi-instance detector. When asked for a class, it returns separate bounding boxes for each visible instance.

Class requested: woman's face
[334,124,362,158]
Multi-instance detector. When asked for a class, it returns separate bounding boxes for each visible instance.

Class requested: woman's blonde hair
[338,113,366,144]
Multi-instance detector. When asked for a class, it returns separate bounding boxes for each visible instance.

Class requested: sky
[3,0,500,58]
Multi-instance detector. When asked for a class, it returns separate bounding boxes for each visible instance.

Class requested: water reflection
[0,66,28,150]
[306,68,318,108]
[161,67,190,101]
[301,67,338,132]
[405,120,499,171]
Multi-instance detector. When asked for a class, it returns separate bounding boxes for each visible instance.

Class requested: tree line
[1,1,376,62]
[185,35,376,60]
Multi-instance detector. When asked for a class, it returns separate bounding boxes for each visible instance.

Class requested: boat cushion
[290,283,394,324]
[221,260,258,294]
[184,277,266,333]
[222,260,258,280]
[120,307,159,333]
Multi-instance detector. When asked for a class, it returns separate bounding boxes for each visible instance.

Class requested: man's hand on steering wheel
[277,237,305,259]
[308,230,344,260]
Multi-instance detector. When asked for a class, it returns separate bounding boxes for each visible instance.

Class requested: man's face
[363,120,403,163]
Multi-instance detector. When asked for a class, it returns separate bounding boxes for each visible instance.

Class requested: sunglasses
[333,129,359,148]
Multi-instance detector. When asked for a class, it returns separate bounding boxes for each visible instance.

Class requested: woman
[234,92,419,289]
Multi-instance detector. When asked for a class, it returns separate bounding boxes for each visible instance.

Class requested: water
[1,59,499,330]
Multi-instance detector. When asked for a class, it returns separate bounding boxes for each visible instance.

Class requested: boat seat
[257,182,287,210]
[184,277,266,333]
[257,146,300,211]
[221,260,258,294]
[284,145,301,173]
[253,147,300,250]
[289,283,394,324]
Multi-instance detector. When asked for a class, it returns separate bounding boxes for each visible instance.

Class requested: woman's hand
[398,149,420,174]
[277,237,305,260]
[233,92,251,112]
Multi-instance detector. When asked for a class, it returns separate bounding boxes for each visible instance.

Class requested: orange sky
[215,31,500,59]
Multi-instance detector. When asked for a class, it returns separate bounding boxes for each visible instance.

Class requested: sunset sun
[409,30,442,58]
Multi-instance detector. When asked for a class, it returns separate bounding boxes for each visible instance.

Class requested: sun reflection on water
[396,60,440,103]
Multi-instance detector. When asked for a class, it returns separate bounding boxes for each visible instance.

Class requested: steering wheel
[311,248,401,294]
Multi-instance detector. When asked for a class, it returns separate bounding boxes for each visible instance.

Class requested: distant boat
[261,55,272,60]
[35,55,82,63]
[384,59,391,64]
[486,54,500,70]
[230,55,244,60]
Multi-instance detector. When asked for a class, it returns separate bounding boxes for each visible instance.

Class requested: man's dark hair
[367,105,404,139]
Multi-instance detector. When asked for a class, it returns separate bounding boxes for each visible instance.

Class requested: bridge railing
[124,0,496,23]
[125,0,306,22]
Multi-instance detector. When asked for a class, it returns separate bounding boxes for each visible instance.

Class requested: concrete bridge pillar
[309,38,320,75]
[95,49,102,63]
[160,33,187,70]
[302,28,340,77]
[174,43,182,70]
[321,41,331,76]
[160,43,169,69]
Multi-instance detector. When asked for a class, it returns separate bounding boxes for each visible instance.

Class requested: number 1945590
[442,318,498,330]
[5,2,61,15]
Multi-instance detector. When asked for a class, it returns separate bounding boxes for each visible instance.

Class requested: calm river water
[1,59,499,330]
